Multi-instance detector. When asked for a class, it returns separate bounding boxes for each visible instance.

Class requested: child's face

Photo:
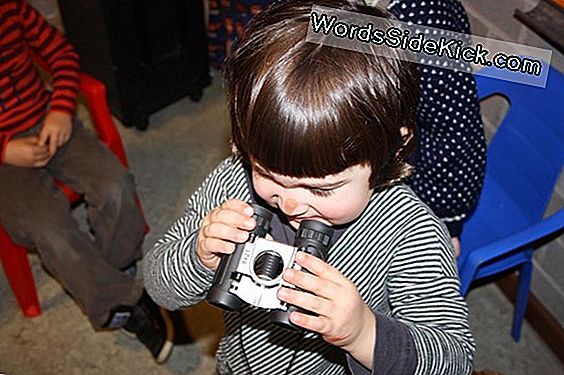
[251,161,374,229]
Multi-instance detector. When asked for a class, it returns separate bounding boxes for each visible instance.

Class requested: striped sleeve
[388,213,475,374]
[20,0,80,115]
[144,155,251,310]
[332,186,474,374]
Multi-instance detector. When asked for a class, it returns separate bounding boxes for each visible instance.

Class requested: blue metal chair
[458,64,564,342]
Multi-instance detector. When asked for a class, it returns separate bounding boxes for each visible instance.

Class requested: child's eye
[310,188,335,197]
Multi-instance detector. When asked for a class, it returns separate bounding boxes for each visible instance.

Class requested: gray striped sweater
[144,154,475,375]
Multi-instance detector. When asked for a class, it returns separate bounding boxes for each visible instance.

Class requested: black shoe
[123,291,174,364]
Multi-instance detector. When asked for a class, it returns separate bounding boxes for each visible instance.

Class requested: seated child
[0,0,171,362]
[144,0,475,373]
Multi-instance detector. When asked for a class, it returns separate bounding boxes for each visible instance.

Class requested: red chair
[0,72,148,318]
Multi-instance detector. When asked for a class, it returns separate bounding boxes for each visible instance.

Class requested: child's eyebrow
[252,164,348,189]
[305,181,347,189]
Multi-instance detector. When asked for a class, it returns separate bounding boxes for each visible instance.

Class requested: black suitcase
[57,0,211,130]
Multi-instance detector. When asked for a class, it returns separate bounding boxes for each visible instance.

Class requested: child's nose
[279,197,307,217]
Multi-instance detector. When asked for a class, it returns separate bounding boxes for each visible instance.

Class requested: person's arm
[382,219,475,374]
[20,0,80,115]
[20,0,80,155]
[409,67,486,239]
[279,251,418,374]
[346,312,417,375]
[347,218,475,375]
[388,0,487,239]
[144,155,252,310]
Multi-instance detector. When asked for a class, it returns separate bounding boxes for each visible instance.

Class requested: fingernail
[225,243,236,254]
[283,268,295,279]
[278,287,289,298]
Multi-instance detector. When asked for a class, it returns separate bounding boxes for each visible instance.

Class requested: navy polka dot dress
[389,0,487,237]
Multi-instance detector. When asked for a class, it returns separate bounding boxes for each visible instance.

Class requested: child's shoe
[107,291,174,363]
[124,291,174,363]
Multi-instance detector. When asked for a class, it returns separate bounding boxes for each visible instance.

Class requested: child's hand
[4,135,51,168]
[197,199,256,270]
[278,252,376,369]
[38,111,73,157]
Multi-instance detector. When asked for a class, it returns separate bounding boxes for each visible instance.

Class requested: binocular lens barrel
[295,220,333,260]
[206,204,273,311]
[269,220,333,330]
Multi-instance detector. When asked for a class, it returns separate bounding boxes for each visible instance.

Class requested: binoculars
[206,204,333,330]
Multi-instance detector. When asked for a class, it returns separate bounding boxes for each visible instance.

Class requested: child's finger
[288,309,329,334]
[291,251,348,285]
[276,288,332,334]
[211,209,256,231]
[37,130,48,146]
[197,236,236,270]
[282,267,335,300]
[33,153,51,167]
[200,237,236,256]
[220,199,254,217]
[295,251,335,276]
[32,144,49,159]
[49,135,58,156]
[58,132,66,147]
[277,286,330,317]
[202,221,250,244]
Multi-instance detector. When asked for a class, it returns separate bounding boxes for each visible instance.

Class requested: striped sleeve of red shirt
[20,0,80,115]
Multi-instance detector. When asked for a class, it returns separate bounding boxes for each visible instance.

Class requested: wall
[463,0,564,328]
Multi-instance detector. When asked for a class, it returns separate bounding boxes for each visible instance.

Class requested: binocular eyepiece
[205,203,333,330]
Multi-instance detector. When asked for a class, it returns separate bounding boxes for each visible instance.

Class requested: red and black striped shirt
[0,0,80,163]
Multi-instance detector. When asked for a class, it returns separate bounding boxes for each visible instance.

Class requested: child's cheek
[252,178,276,206]
[322,195,371,225]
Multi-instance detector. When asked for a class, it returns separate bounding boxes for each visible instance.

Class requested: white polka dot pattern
[389,0,486,237]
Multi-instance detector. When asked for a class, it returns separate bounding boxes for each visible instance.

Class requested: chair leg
[0,225,41,318]
[512,261,533,342]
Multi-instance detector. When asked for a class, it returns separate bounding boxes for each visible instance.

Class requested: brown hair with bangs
[225,0,420,189]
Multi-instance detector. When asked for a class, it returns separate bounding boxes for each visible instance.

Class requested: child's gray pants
[0,119,145,328]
